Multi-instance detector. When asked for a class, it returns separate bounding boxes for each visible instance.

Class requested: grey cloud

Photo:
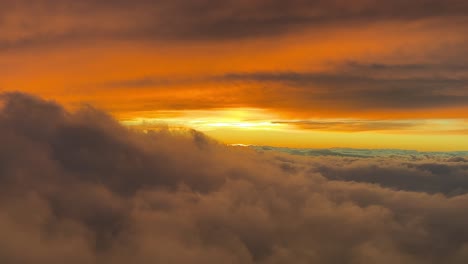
[271,120,419,132]
[342,61,468,79]
[219,71,468,112]
[101,77,173,89]
[2,92,468,263]
[255,145,468,158]
[1,0,468,48]
[255,146,468,195]
[98,76,205,90]
[448,157,468,162]
[89,61,468,115]
[96,62,468,113]
[313,159,468,196]
[344,62,468,72]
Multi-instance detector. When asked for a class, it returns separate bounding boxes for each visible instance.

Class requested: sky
[1,0,468,150]
[2,3,468,262]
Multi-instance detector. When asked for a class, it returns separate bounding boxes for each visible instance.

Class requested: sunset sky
[2,0,468,150]
[3,2,468,263]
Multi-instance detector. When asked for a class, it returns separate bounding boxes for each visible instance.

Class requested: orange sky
[1,0,468,150]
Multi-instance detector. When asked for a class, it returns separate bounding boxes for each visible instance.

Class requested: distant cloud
[1,92,468,263]
[94,68,468,118]
[101,77,173,89]
[218,71,468,114]
[314,158,468,195]
[271,120,419,132]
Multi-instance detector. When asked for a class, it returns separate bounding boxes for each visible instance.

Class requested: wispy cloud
[271,119,420,132]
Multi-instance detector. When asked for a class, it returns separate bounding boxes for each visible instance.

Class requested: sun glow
[121,109,468,151]
[121,108,287,131]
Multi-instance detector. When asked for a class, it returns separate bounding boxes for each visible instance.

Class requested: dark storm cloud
[1,92,468,263]
[1,0,468,48]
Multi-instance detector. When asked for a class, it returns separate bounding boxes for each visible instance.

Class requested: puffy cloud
[1,92,468,263]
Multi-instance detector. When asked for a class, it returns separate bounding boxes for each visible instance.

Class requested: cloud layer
[218,70,468,116]
[0,93,468,263]
[2,0,468,46]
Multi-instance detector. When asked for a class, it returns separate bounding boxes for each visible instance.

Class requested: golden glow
[122,108,287,132]
[205,128,468,151]
[120,107,468,151]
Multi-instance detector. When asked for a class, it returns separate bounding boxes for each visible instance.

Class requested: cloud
[101,77,174,89]
[87,62,468,118]
[218,71,468,115]
[1,92,468,263]
[255,145,468,159]
[2,1,468,125]
[1,0,468,48]
[271,120,419,132]
[314,159,468,196]
[268,119,468,134]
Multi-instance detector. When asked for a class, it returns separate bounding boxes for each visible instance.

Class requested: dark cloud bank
[1,93,468,263]
[2,0,468,49]
[220,70,468,112]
